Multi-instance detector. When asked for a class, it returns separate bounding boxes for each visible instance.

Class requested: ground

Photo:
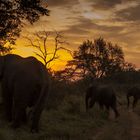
[0,94,139,140]
[129,109,140,140]
[91,106,140,140]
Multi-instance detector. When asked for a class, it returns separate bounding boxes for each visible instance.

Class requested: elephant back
[127,86,140,98]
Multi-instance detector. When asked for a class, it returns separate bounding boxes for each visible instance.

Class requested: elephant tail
[85,88,92,112]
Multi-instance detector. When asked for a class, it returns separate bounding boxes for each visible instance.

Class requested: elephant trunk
[85,94,89,112]
[127,94,130,108]
[85,88,91,112]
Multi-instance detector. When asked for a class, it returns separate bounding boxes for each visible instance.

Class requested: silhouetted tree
[57,37,135,81]
[53,68,77,81]
[26,31,69,68]
[68,38,125,79]
[123,62,136,72]
[0,0,49,54]
[0,45,13,55]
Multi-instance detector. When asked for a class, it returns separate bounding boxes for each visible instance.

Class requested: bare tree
[26,31,71,68]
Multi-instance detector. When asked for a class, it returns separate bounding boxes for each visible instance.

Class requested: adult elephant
[85,85,120,118]
[127,86,140,109]
[0,54,50,132]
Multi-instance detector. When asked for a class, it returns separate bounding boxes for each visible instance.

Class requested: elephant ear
[0,56,5,79]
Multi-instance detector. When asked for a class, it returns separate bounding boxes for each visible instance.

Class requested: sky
[14,0,140,70]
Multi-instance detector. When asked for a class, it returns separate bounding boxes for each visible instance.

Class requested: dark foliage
[106,71,140,84]
[0,0,49,53]
[55,37,135,81]
[70,38,125,78]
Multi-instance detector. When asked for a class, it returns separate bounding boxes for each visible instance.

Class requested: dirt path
[91,110,140,140]
[91,108,132,140]
[91,110,129,140]
[129,110,140,140]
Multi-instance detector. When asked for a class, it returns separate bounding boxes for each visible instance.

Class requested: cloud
[85,0,138,10]
[47,0,79,7]
[62,17,124,37]
[115,4,140,22]
[91,0,122,10]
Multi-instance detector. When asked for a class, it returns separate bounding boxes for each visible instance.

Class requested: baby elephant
[85,85,120,118]
[127,86,140,109]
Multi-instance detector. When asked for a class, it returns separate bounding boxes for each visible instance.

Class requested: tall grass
[0,78,137,140]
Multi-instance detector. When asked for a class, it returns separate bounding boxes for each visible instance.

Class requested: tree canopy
[54,37,135,81]
[0,0,49,54]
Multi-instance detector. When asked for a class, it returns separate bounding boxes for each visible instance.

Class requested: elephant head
[85,85,97,111]
[126,86,140,109]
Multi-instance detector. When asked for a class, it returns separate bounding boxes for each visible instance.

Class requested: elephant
[127,86,140,109]
[0,54,50,132]
[85,85,120,118]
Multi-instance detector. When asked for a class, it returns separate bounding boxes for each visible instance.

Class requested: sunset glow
[14,0,140,70]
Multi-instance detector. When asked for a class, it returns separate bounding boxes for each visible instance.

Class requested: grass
[0,95,109,140]
[40,95,109,140]
[0,85,136,140]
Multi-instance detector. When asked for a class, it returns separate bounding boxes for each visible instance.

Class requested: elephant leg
[21,109,27,123]
[105,105,110,111]
[132,98,138,109]
[30,98,46,133]
[3,93,13,121]
[30,109,43,133]
[5,97,13,121]
[104,105,110,116]
[30,84,49,133]
[89,99,95,108]
[99,103,104,110]
[12,108,27,128]
[111,104,120,118]
[1,83,13,121]
[11,99,26,128]
[12,105,21,128]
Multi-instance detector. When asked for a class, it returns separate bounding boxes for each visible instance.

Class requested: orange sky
[13,0,140,70]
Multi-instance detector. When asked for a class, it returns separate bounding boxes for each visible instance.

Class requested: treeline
[53,37,137,82]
